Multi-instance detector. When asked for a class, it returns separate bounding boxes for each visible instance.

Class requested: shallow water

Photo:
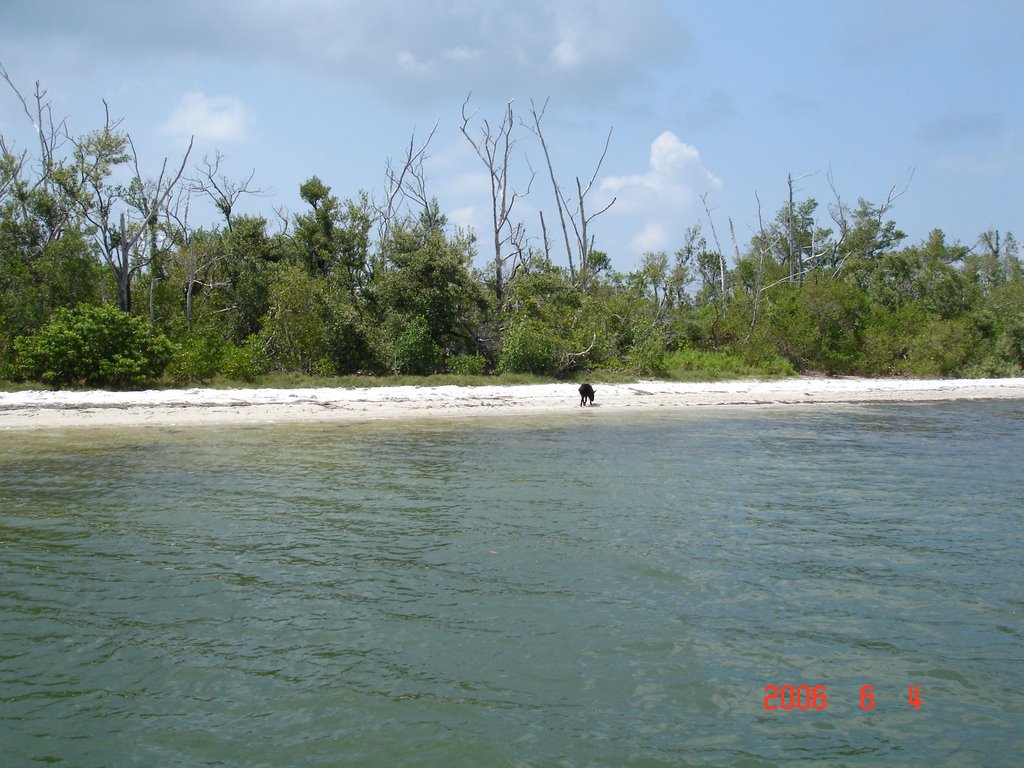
[2,401,1022,766]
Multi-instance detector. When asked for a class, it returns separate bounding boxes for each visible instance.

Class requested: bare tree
[1,65,67,180]
[748,191,785,332]
[461,95,533,302]
[190,150,265,231]
[528,97,615,291]
[271,204,291,236]
[377,122,438,246]
[1,65,75,248]
[784,171,821,284]
[70,102,193,312]
[828,167,914,277]
[700,192,727,302]
[164,187,230,332]
[822,167,850,274]
[529,99,574,278]
[728,217,743,266]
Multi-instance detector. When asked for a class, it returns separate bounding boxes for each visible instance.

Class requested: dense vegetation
[2,81,1022,388]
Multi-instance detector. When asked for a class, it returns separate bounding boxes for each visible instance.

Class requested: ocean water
[1,400,1022,767]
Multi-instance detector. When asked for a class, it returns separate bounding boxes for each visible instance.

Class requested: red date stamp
[763,684,921,711]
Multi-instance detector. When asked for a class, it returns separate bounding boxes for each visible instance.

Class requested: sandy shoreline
[2,377,1023,431]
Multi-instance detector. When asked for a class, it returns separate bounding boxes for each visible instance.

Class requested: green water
[2,401,1022,767]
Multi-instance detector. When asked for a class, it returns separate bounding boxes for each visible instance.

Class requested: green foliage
[163,327,267,384]
[220,339,267,382]
[294,180,372,289]
[221,216,280,342]
[861,230,973,319]
[166,331,227,383]
[447,353,487,375]
[663,348,795,379]
[375,223,487,361]
[321,287,378,375]
[961,356,1023,379]
[257,263,331,373]
[761,280,867,373]
[13,304,173,387]
[498,318,562,374]
[0,227,101,366]
[902,317,980,377]
[3,90,1022,386]
[993,315,1024,369]
[497,260,615,375]
[624,324,666,375]
[860,303,929,375]
[392,315,444,375]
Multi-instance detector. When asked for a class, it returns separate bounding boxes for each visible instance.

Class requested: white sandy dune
[2,377,1024,431]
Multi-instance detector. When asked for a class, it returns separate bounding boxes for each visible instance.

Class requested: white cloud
[551,32,583,69]
[448,206,479,232]
[443,47,480,62]
[630,221,669,254]
[602,131,720,207]
[601,131,721,258]
[3,2,687,112]
[395,50,433,76]
[162,92,247,143]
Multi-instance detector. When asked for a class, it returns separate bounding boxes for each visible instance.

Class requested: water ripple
[2,402,1022,766]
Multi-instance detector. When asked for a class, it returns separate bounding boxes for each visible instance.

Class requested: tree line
[2,73,1022,388]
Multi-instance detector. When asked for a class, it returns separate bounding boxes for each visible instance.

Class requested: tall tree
[68,104,193,312]
[528,98,615,292]
[293,177,372,294]
[377,123,438,247]
[190,150,264,231]
[1,69,101,359]
[374,214,487,373]
[461,96,532,303]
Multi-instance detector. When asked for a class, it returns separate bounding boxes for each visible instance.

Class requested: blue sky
[2,0,1021,272]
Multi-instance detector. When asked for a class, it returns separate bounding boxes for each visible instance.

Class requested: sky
[1,0,1022,273]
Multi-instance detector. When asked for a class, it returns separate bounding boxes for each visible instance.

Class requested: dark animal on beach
[578,383,595,407]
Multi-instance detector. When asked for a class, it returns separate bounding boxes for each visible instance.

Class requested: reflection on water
[2,401,1023,766]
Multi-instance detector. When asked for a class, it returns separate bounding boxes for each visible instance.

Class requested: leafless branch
[378,121,439,243]
[1,63,71,179]
[190,150,266,230]
[527,98,614,289]
[528,97,575,279]
[461,94,533,301]
[701,193,727,301]
[882,167,915,218]
[565,333,598,362]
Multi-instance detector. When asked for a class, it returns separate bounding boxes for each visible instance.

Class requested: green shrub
[767,280,867,373]
[860,304,928,375]
[903,317,980,376]
[961,357,1023,378]
[448,353,486,375]
[392,315,443,375]
[663,348,795,379]
[221,339,267,382]
[994,316,1024,368]
[13,304,174,388]
[498,319,560,374]
[167,331,226,383]
[625,326,666,374]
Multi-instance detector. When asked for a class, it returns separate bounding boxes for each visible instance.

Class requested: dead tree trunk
[71,103,193,314]
[701,193,727,303]
[528,98,615,292]
[460,96,532,303]
[377,123,438,248]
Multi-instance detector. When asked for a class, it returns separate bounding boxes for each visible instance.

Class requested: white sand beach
[2,377,1024,431]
